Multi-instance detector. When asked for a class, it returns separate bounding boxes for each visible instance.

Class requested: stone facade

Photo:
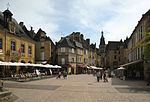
[34,29,52,64]
[105,41,128,70]
[0,9,35,63]
[56,32,99,74]
[98,32,128,70]
[122,9,150,80]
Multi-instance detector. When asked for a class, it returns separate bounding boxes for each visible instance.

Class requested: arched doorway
[27,61,34,73]
[19,60,26,74]
[0,59,4,77]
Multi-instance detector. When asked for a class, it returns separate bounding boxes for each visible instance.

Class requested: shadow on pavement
[111,78,150,94]
[111,78,147,86]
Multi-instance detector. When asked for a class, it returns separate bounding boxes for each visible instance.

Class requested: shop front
[76,65,87,74]
[121,60,144,80]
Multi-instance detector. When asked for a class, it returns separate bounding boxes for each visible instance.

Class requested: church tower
[99,31,106,68]
[99,31,106,53]
[99,31,105,46]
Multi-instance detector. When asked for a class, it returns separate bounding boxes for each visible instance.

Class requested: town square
[0,0,150,102]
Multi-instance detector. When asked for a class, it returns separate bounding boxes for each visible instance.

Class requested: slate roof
[0,10,34,42]
[82,40,89,49]
[75,41,83,48]
[106,41,120,50]
[57,37,75,48]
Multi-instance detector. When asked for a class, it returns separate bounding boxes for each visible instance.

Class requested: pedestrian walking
[64,71,68,79]
[103,71,108,82]
[56,71,61,79]
[97,70,101,82]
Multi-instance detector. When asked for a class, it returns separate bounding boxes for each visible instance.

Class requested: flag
[19,48,21,55]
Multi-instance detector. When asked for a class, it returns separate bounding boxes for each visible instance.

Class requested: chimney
[94,43,96,49]
[81,34,84,42]
[31,26,33,31]
[19,22,24,27]
[86,39,90,45]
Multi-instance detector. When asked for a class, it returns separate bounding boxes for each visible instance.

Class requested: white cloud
[1,0,150,46]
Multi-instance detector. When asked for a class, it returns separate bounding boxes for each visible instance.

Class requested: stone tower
[99,31,106,68]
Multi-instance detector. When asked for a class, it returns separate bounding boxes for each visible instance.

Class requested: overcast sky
[0,0,150,47]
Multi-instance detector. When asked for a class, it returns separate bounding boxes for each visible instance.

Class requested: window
[114,55,117,59]
[61,47,65,52]
[21,44,25,53]
[41,52,44,60]
[72,48,74,53]
[41,42,44,47]
[78,49,80,54]
[81,57,82,62]
[11,41,16,51]
[84,49,86,54]
[41,34,44,37]
[89,57,91,64]
[136,32,137,43]
[81,49,82,55]
[84,58,86,63]
[61,58,65,65]
[0,38,2,49]
[141,26,143,39]
[11,24,15,32]
[86,50,88,55]
[28,46,32,54]
[72,58,74,62]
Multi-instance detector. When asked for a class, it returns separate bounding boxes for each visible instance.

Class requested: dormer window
[41,34,44,37]
[9,22,16,34]
[11,24,14,32]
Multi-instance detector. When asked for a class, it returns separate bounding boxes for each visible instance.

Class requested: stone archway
[21,60,26,63]
[27,61,33,73]
[0,58,4,61]
[10,60,17,62]
[28,61,32,63]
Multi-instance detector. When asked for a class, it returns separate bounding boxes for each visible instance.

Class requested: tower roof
[100,31,105,45]
[3,9,13,16]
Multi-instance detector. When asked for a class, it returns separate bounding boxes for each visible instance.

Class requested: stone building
[20,23,54,64]
[121,9,150,80]
[33,28,53,64]
[98,31,128,70]
[106,40,128,70]
[56,32,98,74]
[56,37,76,73]
[0,9,35,63]
[0,9,35,77]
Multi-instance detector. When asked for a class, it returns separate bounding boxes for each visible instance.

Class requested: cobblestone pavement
[3,74,150,102]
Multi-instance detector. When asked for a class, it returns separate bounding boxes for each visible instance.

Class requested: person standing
[97,70,101,82]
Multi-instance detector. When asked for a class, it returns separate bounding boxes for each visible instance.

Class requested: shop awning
[117,67,125,70]
[121,59,143,67]
[68,65,75,68]
[77,65,87,68]
[90,66,103,70]
[0,61,61,68]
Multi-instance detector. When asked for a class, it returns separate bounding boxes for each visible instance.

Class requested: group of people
[56,70,68,79]
[96,70,108,82]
